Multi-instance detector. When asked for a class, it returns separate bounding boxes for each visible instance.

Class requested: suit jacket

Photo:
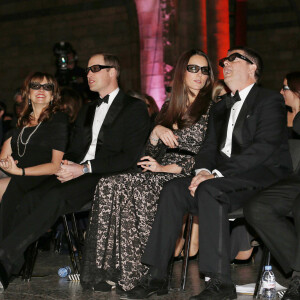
[65,89,150,174]
[194,84,293,185]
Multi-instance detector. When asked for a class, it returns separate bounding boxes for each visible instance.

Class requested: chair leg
[180,214,193,291]
[71,213,83,260]
[62,215,80,274]
[253,246,270,298]
[22,240,39,281]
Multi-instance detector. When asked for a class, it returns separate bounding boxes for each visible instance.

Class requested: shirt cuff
[194,168,211,175]
[87,160,92,173]
[212,169,224,178]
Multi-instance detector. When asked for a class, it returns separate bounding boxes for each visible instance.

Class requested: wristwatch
[82,163,91,174]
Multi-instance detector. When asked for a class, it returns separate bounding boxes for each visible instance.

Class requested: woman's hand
[137,156,164,173]
[0,156,21,175]
[151,125,178,148]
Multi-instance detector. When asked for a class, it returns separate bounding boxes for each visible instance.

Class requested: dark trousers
[142,176,265,279]
[0,174,101,275]
[244,175,300,274]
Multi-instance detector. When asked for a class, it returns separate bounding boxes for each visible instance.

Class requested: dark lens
[228,53,238,62]
[201,67,209,75]
[30,83,40,90]
[187,65,199,73]
[43,84,54,91]
[219,58,225,67]
[85,67,90,74]
[91,65,101,73]
[283,85,290,91]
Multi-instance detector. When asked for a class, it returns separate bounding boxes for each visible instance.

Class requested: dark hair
[228,46,263,81]
[212,80,229,102]
[90,52,121,78]
[18,72,61,128]
[286,72,300,98]
[60,87,83,123]
[156,49,214,129]
[144,94,159,116]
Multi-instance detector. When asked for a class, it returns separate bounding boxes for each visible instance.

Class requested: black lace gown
[81,115,209,291]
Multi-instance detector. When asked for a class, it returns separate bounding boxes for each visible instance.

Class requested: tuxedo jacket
[65,89,150,174]
[195,84,293,185]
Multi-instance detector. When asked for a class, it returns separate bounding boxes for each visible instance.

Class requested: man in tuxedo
[244,112,300,300]
[0,53,150,291]
[124,46,292,300]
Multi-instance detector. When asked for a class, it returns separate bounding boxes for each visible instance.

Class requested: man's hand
[188,171,214,197]
[56,163,83,183]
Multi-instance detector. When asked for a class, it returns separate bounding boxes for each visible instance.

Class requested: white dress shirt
[196,83,254,177]
[81,87,120,169]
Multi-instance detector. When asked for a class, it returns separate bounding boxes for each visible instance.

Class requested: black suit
[244,112,300,275]
[142,84,292,279]
[0,89,150,275]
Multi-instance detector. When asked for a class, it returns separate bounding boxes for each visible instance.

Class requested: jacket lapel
[96,90,126,148]
[231,84,258,154]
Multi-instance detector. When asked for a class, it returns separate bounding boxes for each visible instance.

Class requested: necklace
[17,122,42,157]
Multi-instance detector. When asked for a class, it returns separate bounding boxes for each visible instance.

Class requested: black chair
[22,202,91,281]
[178,139,300,297]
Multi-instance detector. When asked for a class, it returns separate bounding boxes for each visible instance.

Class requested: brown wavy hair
[18,72,61,128]
[156,49,214,129]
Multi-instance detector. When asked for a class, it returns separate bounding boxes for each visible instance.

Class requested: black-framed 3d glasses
[29,82,54,91]
[187,65,210,75]
[219,53,254,68]
[85,64,114,74]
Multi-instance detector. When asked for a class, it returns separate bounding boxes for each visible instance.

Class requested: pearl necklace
[17,122,42,157]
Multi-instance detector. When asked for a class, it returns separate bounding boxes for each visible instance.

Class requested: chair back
[288,139,300,174]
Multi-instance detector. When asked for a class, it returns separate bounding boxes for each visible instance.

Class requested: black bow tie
[97,94,109,107]
[225,91,241,109]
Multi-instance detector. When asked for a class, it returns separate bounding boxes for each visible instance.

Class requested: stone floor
[0,250,290,300]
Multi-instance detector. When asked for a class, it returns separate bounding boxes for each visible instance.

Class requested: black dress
[81,113,210,291]
[0,112,69,241]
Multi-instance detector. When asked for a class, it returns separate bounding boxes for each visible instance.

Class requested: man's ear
[249,64,257,79]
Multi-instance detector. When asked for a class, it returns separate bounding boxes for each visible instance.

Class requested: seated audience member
[0,52,150,292]
[124,46,293,300]
[0,72,69,239]
[80,49,214,293]
[244,112,300,300]
[281,72,300,139]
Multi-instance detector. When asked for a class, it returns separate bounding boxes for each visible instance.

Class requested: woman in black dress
[81,49,214,292]
[0,72,69,241]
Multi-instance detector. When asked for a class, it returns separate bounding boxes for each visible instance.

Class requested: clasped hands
[56,160,83,183]
[0,155,20,175]
[188,170,214,197]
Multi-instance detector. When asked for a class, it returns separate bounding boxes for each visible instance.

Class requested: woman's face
[280,78,298,108]
[29,77,54,108]
[185,55,209,95]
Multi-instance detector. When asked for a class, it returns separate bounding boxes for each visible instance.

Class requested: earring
[28,99,31,105]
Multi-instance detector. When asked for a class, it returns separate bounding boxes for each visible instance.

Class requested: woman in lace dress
[81,49,214,292]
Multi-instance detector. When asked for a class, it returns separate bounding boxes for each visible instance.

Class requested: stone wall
[0,0,140,110]
[247,0,300,90]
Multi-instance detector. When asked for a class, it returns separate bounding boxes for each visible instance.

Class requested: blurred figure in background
[212,79,229,102]
[60,87,82,124]
[127,90,159,130]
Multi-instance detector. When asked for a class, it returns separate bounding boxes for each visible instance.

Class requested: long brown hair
[18,72,61,128]
[156,49,214,129]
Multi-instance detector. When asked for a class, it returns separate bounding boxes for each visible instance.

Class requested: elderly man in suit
[0,53,149,291]
[123,46,292,300]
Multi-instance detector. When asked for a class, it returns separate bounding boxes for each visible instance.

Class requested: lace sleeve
[145,139,166,159]
[175,111,210,174]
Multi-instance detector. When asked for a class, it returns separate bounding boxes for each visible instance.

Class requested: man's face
[223,50,255,90]
[87,55,112,94]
